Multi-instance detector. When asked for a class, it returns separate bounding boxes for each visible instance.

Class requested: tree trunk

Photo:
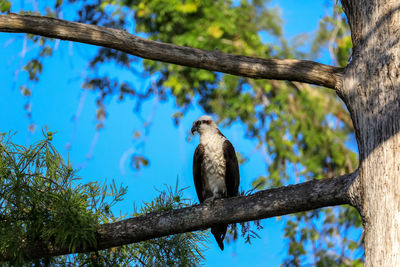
[341,1,400,265]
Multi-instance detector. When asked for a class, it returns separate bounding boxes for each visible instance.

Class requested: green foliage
[127,0,284,113]
[0,133,206,266]
[312,4,352,67]
[53,182,207,266]
[126,184,207,266]
[282,206,363,266]
[0,0,11,13]
[0,132,119,264]
[23,59,43,82]
[11,0,362,265]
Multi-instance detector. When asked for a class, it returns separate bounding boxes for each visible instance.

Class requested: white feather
[200,128,227,198]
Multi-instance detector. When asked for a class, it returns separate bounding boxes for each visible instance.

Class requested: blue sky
[0,1,342,266]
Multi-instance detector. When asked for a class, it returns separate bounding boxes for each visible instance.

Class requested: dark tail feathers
[211,224,228,251]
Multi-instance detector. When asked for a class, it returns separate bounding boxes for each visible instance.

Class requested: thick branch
[2,172,357,261]
[0,13,343,89]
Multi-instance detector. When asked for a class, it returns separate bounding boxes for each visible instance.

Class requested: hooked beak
[191,125,198,135]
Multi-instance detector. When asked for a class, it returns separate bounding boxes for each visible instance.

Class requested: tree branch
[0,13,343,89]
[1,172,358,261]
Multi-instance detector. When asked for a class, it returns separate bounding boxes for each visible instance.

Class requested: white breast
[200,132,227,199]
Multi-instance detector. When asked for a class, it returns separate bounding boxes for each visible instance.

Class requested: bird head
[191,115,218,135]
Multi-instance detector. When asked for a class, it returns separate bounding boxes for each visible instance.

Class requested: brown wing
[223,140,240,197]
[193,144,205,203]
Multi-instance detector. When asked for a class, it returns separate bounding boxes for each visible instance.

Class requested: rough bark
[340,1,400,266]
[0,173,356,261]
[0,13,343,89]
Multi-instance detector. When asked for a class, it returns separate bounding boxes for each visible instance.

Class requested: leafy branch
[0,132,207,265]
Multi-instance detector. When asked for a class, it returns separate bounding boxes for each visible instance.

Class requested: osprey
[191,115,240,250]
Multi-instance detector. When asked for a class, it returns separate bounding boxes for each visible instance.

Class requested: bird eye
[196,121,201,125]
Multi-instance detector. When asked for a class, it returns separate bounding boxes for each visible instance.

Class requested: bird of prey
[191,115,240,250]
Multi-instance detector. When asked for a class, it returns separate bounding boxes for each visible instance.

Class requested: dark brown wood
[0,13,343,89]
[0,172,357,261]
